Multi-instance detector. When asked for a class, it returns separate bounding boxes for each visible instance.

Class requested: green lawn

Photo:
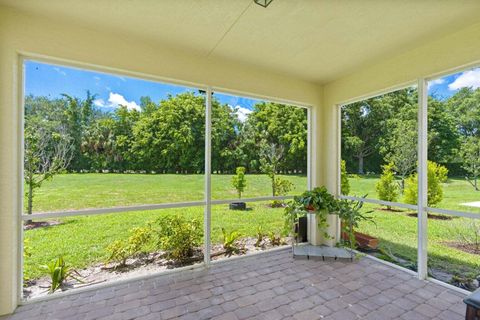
[349,174,480,214]
[349,175,480,281]
[30,173,306,212]
[24,173,480,284]
[25,174,304,279]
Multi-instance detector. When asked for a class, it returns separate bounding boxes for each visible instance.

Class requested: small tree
[376,162,399,209]
[404,161,448,207]
[260,142,293,206]
[24,126,72,222]
[460,136,480,191]
[340,160,350,195]
[232,166,247,199]
[259,142,284,197]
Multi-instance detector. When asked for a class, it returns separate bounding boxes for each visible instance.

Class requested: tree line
[24,92,308,175]
[342,87,480,189]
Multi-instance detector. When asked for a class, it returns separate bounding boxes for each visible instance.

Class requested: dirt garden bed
[23,237,290,300]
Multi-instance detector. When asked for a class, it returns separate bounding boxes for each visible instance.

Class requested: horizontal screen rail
[21,196,294,220]
[427,207,480,219]
[338,195,418,210]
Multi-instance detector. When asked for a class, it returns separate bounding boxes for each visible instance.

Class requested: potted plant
[230,166,247,210]
[338,196,377,250]
[288,187,339,246]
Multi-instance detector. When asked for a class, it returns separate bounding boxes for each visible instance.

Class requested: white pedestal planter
[307,211,338,247]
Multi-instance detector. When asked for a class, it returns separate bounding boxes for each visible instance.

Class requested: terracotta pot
[341,230,378,250]
[305,204,315,211]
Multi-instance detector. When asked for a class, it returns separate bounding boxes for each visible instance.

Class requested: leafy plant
[286,187,339,239]
[41,256,82,293]
[222,228,242,256]
[340,160,350,195]
[232,166,247,198]
[376,162,399,209]
[106,240,131,267]
[338,196,373,250]
[404,161,448,207]
[154,216,202,261]
[297,187,338,212]
[106,226,153,267]
[268,231,284,246]
[460,136,480,191]
[255,226,265,247]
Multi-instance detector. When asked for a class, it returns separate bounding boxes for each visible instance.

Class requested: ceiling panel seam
[207,1,253,57]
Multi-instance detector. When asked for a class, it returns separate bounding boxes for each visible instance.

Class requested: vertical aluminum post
[204,87,212,266]
[417,78,428,279]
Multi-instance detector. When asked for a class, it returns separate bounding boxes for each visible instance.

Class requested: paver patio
[1,248,466,320]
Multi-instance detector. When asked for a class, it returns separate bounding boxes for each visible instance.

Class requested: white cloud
[233,105,252,122]
[53,67,67,76]
[94,93,141,111]
[93,98,105,107]
[449,68,480,90]
[428,78,445,88]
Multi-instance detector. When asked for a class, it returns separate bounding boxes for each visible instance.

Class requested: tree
[404,161,448,207]
[260,142,284,197]
[259,142,293,205]
[24,125,72,222]
[380,119,417,192]
[62,92,97,171]
[340,160,350,195]
[232,167,247,199]
[376,162,399,209]
[460,136,480,190]
[131,92,205,173]
[342,96,393,174]
[241,102,307,173]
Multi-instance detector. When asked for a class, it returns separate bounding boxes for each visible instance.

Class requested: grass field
[349,175,480,282]
[24,174,305,279]
[24,173,480,284]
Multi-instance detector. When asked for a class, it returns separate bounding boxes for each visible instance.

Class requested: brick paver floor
[0,248,467,319]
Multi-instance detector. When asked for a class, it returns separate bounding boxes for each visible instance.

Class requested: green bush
[255,226,264,247]
[341,160,350,195]
[232,166,247,199]
[106,226,153,267]
[41,256,82,293]
[154,215,203,261]
[221,228,242,256]
[376,162,398,208]
[404,161,448,206]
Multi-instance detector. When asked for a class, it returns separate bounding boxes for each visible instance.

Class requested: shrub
[41,256,82,293]
[255,226,265,247]
[232,166,247,199]
[155,216,202,261]
[106,226,153,267]
[268,231,284,246]
[376,162,398,209]
[222,228,242,256]
[404,161,448,207]
[340,160,350,195]
[106,240,131,267]
[271,177,294,207]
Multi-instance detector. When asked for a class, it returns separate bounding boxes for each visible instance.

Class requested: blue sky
[25,60,259,119]
[428,68,480,99]
[25,60,480,113]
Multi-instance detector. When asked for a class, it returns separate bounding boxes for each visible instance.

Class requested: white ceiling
[1,0,480,84]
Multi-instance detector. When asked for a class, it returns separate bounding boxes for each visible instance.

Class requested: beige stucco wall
[0,7,324,314]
